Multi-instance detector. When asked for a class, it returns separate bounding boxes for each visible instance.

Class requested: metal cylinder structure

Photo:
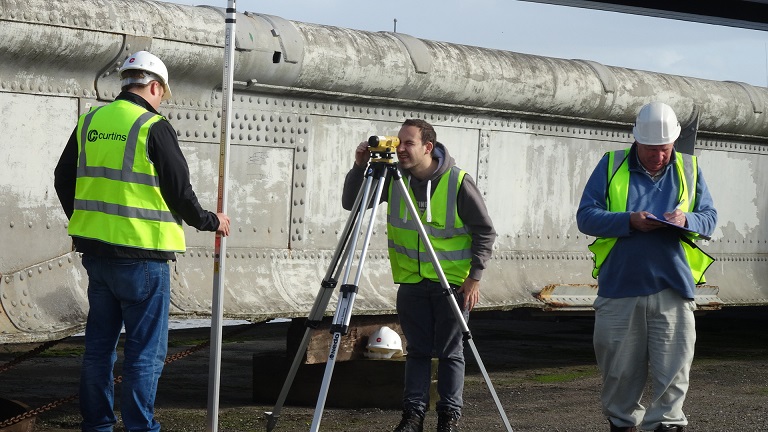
[1,0,767,343]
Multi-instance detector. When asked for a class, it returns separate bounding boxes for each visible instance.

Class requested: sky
[161,0,768,88]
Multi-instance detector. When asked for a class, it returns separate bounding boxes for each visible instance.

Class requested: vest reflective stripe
[68,100,186,252]
[588,148,714,284]
[387,166,472,286]
[73,199,179,223]
[387,239,473,261]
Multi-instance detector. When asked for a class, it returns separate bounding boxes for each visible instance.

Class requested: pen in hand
[664,199,686,227]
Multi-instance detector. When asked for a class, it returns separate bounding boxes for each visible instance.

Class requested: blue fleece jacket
[576,145,717,299]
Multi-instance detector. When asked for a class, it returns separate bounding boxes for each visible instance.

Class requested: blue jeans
[396,279,466,416]
[80,255,170,432]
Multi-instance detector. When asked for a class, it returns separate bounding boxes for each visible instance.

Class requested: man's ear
[151,81,163,98]
[424,141,434,154]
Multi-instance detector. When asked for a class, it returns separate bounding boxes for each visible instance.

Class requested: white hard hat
[119,51,172,101]
[365,326,404,359]
[632,102,681,145]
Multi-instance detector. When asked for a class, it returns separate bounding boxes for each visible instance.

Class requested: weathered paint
[536,284,723,311]
[0,0,767,343]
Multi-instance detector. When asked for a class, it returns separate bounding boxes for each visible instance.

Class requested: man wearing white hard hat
[54,51,230,432]
[577,102,717,432]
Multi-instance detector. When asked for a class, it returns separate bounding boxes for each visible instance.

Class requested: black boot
[609,420,637,432]
[655,425,685,432]
[394,410,424,432]
[436,410,460,432]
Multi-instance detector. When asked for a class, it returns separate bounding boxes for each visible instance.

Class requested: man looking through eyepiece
[343,119,496,432]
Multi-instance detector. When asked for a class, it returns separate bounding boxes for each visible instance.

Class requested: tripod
[265,142,513,432]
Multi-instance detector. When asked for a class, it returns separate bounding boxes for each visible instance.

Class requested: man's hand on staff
[216,213,231,236]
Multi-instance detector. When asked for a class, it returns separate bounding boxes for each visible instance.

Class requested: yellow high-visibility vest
[387,166,472,286]
[68,100,186,252]
[588,148,713,284]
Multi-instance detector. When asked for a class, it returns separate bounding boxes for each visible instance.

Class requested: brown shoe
[609,420,637,432]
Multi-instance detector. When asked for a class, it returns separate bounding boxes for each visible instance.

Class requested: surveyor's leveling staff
[207,2,236,432]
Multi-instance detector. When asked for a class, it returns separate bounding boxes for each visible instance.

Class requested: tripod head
[368,135,399,164]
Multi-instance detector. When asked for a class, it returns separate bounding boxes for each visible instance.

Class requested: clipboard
[647,215,711,241]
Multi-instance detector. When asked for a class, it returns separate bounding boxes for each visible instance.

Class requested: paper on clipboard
[647,215,711,241]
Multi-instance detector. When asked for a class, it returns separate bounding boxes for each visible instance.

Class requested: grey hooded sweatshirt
[342,142,496,282]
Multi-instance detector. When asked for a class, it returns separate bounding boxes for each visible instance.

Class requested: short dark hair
[120,69,151,93]
[403,118,436,145]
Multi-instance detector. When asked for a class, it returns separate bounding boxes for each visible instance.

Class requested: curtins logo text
[87,129,128,142]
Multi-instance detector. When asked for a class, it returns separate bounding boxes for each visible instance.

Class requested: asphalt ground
[1,307,767,432]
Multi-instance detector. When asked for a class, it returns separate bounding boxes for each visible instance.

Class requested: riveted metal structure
[1,0,767,343]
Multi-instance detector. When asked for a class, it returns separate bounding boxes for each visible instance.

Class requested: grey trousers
[396,279,466,415]
[593,288,696,431]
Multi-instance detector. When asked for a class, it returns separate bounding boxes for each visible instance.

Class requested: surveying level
[368,135,400,151]
[265,135,514,432]
[368,135,399,163]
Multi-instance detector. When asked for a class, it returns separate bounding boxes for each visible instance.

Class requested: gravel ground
[1,307,767,432]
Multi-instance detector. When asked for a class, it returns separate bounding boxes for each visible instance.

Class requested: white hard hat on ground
[365,326,404,359]
[119,51,172,101]
[632,101,681,145]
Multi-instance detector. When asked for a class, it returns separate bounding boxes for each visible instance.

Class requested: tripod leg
[264,282,339,432]
[465,339,512,430]
[265,172,377,432]
[309,285,356,432]
[309,164,390,432]
[392,175,514,432]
